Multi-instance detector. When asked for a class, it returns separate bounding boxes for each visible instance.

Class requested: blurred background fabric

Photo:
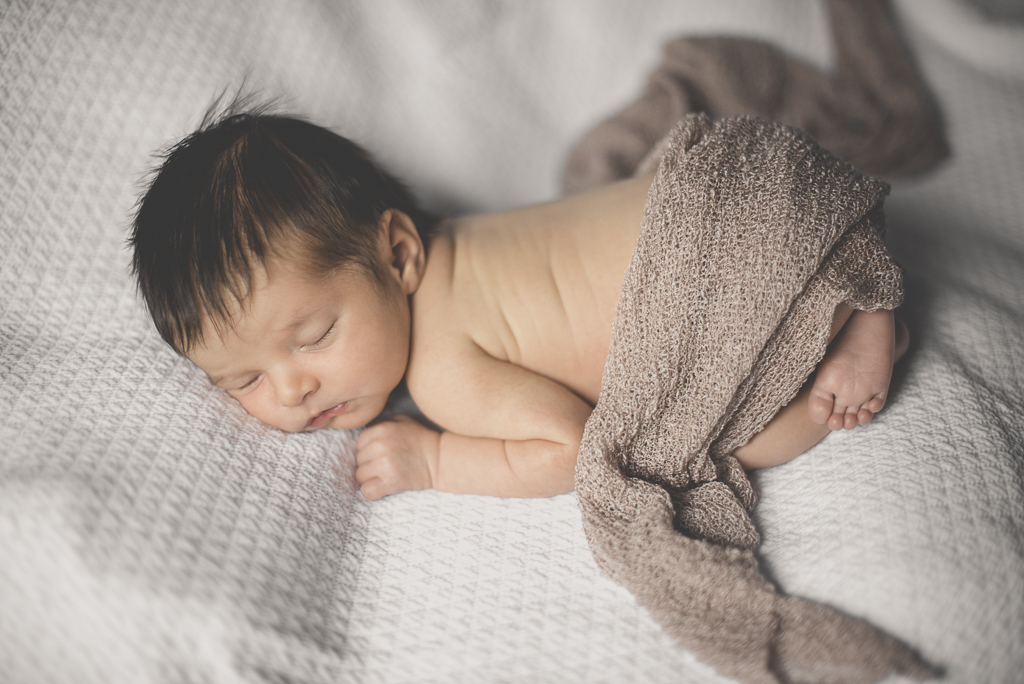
[1,1,1022,682]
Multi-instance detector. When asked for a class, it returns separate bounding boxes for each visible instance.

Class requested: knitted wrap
[576,114,929,684]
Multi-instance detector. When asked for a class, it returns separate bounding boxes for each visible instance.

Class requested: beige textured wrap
[575,114,932,683]
[562,0,947,195]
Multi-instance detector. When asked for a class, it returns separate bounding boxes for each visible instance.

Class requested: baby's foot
[807,310,908,431]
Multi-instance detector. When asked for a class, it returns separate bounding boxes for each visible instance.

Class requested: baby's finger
[360,477,389,501]
[356,424,385,449]
[354,439,383,465]
[354,459,375,484]
[360,450,402,488]
[355,452,387,483]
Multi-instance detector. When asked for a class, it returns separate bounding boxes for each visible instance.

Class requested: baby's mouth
[307,402,350,429]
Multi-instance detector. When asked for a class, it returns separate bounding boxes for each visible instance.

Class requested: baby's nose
[276,368,319,407]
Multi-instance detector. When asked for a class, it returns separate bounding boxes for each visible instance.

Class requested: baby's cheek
[238,391,289,431]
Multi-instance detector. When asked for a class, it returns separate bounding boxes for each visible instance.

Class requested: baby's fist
[354,415,440,500]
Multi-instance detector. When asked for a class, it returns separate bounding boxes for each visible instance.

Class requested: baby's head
[130,106,435,431]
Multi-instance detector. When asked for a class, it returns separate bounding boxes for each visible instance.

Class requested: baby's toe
[857,407,874,425]
[843,409,859,430]
[827,411,846,431]
[808,388,836,425]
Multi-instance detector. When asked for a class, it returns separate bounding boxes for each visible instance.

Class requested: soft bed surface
[1,1,1022,682]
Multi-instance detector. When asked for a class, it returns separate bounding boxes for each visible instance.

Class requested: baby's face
[188,259,410,432]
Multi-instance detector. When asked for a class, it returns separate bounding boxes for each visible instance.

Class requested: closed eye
[234,375,261,392]
[301,323,336,351]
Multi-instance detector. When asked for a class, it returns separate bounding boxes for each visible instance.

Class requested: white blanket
[1,1,1021,682]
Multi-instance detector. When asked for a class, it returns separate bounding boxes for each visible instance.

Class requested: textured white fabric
[1,1,1021,682]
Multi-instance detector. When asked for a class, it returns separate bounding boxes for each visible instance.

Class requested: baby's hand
[354,415,441,500]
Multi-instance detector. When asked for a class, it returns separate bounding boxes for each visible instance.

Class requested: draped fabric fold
[562,0,947,197]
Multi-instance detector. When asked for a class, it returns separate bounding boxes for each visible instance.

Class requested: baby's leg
[807,307,908,430]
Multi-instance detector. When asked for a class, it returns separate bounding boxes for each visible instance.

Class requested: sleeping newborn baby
[131,107,907,500]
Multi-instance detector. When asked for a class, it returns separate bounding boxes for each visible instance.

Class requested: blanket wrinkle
[575,113,932,684]
[562,0,948,196]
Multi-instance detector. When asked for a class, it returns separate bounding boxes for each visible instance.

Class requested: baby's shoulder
[404,317,500,434]
[405,232,479,419]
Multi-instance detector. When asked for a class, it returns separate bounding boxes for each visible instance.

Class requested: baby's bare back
[412,173,654,407]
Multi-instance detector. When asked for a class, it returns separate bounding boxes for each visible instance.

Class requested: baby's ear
[381,209,426,294]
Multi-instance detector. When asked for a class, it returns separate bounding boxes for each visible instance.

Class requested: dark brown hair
[130,102,436,355]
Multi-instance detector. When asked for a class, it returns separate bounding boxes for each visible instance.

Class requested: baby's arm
[355,345,591,499]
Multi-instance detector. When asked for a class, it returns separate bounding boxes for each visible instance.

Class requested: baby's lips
[307,401,350,429]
